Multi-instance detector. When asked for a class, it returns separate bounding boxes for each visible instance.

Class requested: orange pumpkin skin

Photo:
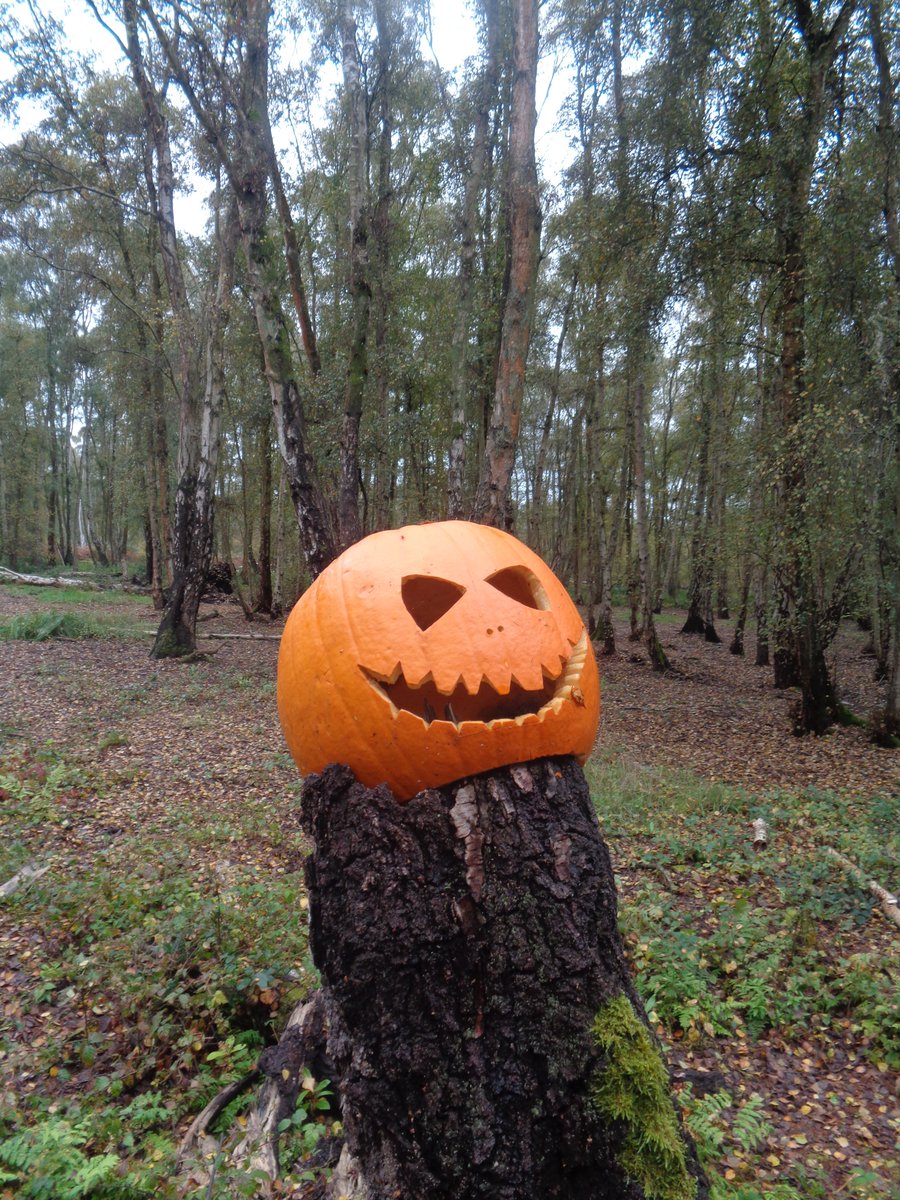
[277,521,600,801]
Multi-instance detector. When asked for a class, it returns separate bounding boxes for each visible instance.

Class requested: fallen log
[0,565,102,590]
[201,632,281,642]
[0,863,50,898]
[824,847,900,929]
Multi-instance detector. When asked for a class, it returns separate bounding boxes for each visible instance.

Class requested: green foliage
[588,759,899,1070]
[0,1115,120,1199]
[0,610,142,641]
[591,995,697,1200]
[681,1088,772,1165]
[0,742,317,1195]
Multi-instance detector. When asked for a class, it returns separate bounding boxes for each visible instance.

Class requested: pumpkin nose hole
[486,566,549,610]
[402,575,466,631]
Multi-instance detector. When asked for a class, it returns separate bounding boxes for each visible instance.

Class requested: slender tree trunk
[869,0,900,736]
[337,0,371,550]
[152,198,240,657]
[125,0,222,657]
[142,0,336,579]
[370,0,395,532]
[447,0,500,519]
[256,416,274,614]
[586,313,615,655]
[272,461,286,617]
[530,272,577,551]
[632,368,669,670]
[44,333,60,565]
[473,0,541,529]
[730,570,751,656]
[682,393,719,641]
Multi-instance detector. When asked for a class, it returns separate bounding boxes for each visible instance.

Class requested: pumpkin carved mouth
[365,630,589,729]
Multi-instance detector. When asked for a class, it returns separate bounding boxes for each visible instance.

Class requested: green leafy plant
[0,1115,120,1199]
[0,611,142,641]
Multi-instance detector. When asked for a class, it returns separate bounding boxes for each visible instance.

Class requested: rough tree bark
[300,759,707,1200]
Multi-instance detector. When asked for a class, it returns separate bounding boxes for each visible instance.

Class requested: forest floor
[0,581,896,1199]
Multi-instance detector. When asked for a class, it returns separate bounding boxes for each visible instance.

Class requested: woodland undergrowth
[0,589,896,1199]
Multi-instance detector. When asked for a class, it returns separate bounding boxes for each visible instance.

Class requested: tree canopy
[0,0,896,733]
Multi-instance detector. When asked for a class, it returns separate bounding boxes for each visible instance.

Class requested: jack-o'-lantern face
[277,521,600,800]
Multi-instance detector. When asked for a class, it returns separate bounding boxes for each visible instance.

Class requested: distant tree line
[0,0,896,737]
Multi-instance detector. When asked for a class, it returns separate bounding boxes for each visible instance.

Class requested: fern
[681,1088,773,1165]
[681,1087,731,1160]
[0,1117,119,1199]
[731,1094,772,1152]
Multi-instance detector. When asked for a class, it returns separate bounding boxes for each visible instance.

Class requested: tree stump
[300,757,707,1200]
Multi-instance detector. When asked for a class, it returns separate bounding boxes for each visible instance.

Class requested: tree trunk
[530,272,577,553]
[447,0,500,520]
[473,0,541,529]
[337,0,371,550]
[142,0,336,579]
[768,0,856,730]
[632,371,669,670]
[869,0,900,736]
[729,569,751,656]
[125,0,223,658]
[586,311,615,655]
[370,0,395,533]
[682,393,718,642]
[151,196,239,657]
[272,461,286,617]
[301,758,707,1200]
[255,416,274,614]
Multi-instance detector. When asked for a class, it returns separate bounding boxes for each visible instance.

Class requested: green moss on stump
[591,995,697,1200]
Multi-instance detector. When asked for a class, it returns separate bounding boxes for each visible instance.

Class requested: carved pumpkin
[277,520,600,800]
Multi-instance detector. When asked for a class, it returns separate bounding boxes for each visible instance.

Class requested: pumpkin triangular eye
[486,566,549,610]
[402,575,466,631]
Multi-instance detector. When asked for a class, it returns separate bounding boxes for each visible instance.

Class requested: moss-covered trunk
[301,758,707,1200]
